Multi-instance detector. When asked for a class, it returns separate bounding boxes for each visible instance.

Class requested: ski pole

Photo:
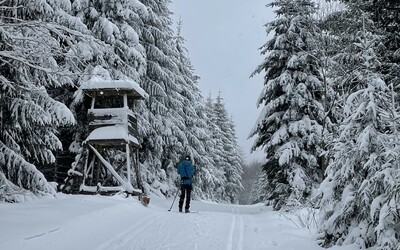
[168,188,179,211]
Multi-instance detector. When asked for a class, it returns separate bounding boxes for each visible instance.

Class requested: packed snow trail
[0,194,358,250]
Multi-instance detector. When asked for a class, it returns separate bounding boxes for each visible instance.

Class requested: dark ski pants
[179,184,192,210]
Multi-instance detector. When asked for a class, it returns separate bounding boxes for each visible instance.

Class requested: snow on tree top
[85,125,139,146]
[81,79,148,99]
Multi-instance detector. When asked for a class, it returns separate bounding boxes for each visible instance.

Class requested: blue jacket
[178,160,195,185]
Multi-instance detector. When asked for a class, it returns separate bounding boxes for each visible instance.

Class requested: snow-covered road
[0,194,357,250]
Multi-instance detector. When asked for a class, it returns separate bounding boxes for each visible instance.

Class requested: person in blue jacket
[177,155,195,213]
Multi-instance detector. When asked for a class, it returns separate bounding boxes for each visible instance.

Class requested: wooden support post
[82,147,89,181]
[88,156,95,186]
[102,162,125,185]
[135,148,142,191]
[95,146,100,186]
[91,96,96,109]
[123,94,128,108]
[126,143,131,184]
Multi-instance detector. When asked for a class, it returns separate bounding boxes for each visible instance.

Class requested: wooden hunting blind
[63,79,148,197]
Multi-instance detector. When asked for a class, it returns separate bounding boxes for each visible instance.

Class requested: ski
[174,211,198,213]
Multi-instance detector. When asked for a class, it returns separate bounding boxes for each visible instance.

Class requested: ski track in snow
[24,227,61,240]
[238,214,244,250]
[226,212,236,250]
[226,209,244,250]
[1,195,352,250]
[92,201,293,250]
[96,209,205,250]
[96,213,157,250]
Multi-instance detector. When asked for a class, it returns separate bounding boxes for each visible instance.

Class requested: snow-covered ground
[0,194,359,250]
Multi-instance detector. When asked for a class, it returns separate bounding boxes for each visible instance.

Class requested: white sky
[169,0,274,162]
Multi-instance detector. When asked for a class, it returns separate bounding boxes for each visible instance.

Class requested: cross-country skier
[177,155,195,213]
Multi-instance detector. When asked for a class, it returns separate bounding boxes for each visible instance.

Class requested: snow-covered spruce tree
[317,16,400,250]
[203,95,228,202]
[127,0,185,196]
[226,118,245,203]
[128,0,213,197]
[172,22,224,201]
[241,159,262,204]
[213,94,244,203]
[0,2,78,201]
[249,0,326,210]
[71,0,147,83]
[348,0,400,123]
[250,171,269,204]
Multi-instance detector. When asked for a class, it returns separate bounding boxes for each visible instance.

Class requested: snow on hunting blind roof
[85,125,139,146]
[81,79,148,99]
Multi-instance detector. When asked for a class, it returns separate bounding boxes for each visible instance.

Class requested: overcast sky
[169,0,274,162]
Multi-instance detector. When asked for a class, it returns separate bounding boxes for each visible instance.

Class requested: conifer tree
[241,159,262,204]
[71,0,147,83]
[0,1,80,200]
[317,12,400,250]
[213,94,244,203]
[250,171,269,204]
[204,96,228,201]
[250,0,325,209]
[172,22,223,200]
[130,0,184,195]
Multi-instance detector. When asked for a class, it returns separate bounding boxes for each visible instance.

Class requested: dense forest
[0,0,244,204]
[249,0,400,249]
